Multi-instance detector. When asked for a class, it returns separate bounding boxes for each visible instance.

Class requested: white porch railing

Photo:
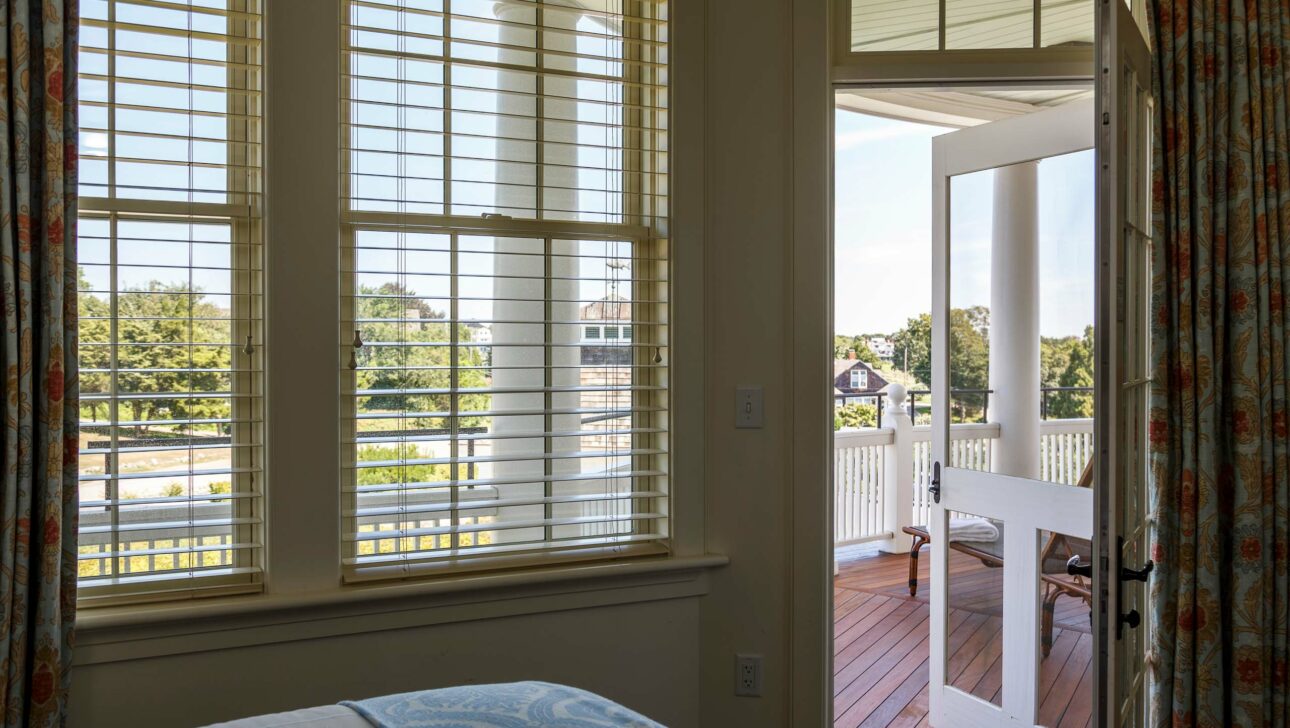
[833,403,1094,549]
[833,428,892,545]
[1039,418,1095,485]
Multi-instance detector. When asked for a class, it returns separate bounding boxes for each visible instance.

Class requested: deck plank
[834,546,1092,727]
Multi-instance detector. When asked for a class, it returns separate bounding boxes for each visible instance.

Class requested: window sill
[74,554,728,666]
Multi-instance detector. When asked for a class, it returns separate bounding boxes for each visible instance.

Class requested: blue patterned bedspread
[341,681,666,728]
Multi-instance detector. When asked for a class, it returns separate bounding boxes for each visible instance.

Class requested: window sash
[76,0,265,605]
[339,0,669,581]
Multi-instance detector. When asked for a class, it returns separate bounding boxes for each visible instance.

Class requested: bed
[204,681,665,728]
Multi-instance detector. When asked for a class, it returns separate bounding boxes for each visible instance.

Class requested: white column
[489,5,583,542]
[988,162,1040,479]
[879,384,914,554]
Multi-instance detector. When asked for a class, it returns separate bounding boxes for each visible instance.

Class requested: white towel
[948,517,999,543]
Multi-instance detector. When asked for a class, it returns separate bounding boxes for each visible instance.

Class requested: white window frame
[335,0,671,583]
[76,0,265,606]
[69,0,710,617]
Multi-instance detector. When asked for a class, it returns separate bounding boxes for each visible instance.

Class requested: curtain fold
[0,1,78,726]
[1149,1,1290,725]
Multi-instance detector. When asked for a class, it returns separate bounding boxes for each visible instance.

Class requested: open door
[1096,2,1154,727]
[928,98,1097,727]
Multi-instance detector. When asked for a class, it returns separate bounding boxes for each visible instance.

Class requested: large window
[77,0,263,603]
[341,0,669,580]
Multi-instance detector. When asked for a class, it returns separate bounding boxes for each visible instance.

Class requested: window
[584,325,601,340]
[341,0,669,580]
[850,368,867,389]
[77,0,264,603]
[848,0,1093,52]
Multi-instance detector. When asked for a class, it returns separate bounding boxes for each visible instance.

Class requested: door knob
[1120,609,1141,631]
[1066,555,1092,578]
[929,462,941,504]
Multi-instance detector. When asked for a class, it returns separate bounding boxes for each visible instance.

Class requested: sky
[834,107,1095,339]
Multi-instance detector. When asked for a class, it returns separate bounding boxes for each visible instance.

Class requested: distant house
[868,336,896,361]
[834,356,888,406]
[580,294,633,367]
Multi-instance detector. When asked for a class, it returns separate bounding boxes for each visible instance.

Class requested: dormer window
[850,369,869,389]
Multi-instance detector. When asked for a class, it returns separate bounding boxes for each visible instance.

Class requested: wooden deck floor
[833,546,1093,727]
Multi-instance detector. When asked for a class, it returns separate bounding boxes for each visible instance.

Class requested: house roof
[834,359,874,378]
[581,294,630,322]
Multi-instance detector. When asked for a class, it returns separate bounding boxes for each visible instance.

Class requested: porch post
[879,384,914,554]
[489,7,584,542]
[988,162,1041,479]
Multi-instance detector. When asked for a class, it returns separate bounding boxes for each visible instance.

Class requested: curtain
[0,1,78,725]
[1149,1,1290,725]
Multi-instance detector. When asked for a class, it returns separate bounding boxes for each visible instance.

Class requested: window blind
[341,0,669,580]
[77,0,264,604]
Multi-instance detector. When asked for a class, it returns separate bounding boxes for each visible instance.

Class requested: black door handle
[1116,536,1152,638]
[1066,555,1092,578]
[929,462,941,504]
[1120,609,1141,631]
[1121,560,1153,583]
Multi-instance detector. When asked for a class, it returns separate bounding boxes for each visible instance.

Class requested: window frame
[77,0,682,607]
[75,0,265,606]
[336,0,671,583]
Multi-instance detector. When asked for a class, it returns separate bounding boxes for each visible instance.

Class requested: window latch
[349,329,363,370]
[482,213,512,220]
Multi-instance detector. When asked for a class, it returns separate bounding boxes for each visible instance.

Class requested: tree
[833,403,877,431]
[353,281,491,429]
[888,307,991,421]
[1047,326,1095,419]
[77,269,236,438]
[889,314,932,385]
[833,334,879,363]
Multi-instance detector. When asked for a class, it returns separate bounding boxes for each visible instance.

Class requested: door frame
[797,3,1103,726]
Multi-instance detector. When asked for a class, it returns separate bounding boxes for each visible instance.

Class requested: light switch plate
[735,386,764,428]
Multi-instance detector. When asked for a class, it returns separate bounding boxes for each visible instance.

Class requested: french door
[927,0,1154,717]
[1097,2,1155,726]
[928,96,1097,728]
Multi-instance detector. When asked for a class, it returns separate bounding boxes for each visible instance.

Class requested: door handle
[1116,536,1152,638]
[929,462,941,504]
[1066,555,1092,578]
[1120,609,1141,631]
[1121,560,1154,583]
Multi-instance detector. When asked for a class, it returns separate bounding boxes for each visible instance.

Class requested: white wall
[70,598,701,727]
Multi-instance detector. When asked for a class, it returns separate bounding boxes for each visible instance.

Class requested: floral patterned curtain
[1149,1,1290,725]
[0,1,78,725]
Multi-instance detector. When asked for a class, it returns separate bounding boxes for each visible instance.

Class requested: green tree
[833,402,878,431]
[833,335,879,363]
[1048,326,1094,418]
[78,268,235,438]
[353,282,490,429]
[888,307,990,421]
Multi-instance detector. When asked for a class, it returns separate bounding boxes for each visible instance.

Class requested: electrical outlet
[735,654,763,697]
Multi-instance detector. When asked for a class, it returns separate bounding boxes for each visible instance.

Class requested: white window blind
[341,0,669,580]
[77,0,264,604]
